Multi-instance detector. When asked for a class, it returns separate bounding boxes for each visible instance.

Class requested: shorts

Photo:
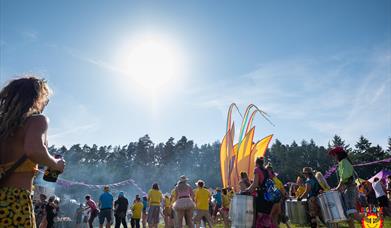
[0,187,35,227]
[213,204,221,216]
[147,205,160,224]
[163,207,172,217]
[343,184,358,215]
[98,208,113,224]
[194,209,212,224]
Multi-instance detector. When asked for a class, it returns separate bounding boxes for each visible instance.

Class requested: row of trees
[45,135,390,201]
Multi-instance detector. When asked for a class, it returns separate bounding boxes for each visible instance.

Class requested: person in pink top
[246,157,274,228]
[172,175,195,228]
[85,195,98,228]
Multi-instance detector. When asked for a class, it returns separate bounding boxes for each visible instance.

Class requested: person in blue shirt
[212,188,222,223]
[141,196,148,228]
[298,167,321,228]
[99,185,114,228]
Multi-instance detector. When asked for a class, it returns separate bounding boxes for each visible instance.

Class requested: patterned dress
[0,187,35,227]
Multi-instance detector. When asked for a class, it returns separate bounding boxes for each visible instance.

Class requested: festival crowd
[0,77,390,228]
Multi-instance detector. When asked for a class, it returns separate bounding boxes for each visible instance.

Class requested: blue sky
[1,0,390,148]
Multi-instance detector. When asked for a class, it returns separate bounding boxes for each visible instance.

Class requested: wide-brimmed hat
[195,179,204,185]
[302,167,313,174]
[328,146,345,156]
[178,175,189,183]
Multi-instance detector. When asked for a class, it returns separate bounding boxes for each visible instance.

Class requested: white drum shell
[230,195,254,228]
[285,199,309,225]
[317,191,347,223]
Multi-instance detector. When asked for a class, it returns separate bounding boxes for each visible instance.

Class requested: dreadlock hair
[0,76,50,140]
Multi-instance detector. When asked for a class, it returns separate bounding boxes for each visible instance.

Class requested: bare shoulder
[25,114,49,130]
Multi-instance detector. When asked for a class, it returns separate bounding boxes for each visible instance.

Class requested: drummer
[297,167,322,228]
[329,146,361,228]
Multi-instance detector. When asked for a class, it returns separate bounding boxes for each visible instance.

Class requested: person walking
[85,195,99,228]
[172,175,195,228]
[193,180,213,228]
[221,188,231,228]
[163,194,173,228]
[131,195,143,228]
[114,192,129,228]
[141,196,148,228]
[212,188,222,223]
[0,77,65,227]
[98,185,114,228]
[147,183,163,228]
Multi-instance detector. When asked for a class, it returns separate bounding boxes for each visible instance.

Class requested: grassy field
[153,218,391,227]
[107,217,391,227]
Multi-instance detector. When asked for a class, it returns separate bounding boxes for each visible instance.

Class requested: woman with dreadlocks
[0,77,65,227]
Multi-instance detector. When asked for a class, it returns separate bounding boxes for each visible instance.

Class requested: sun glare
[118,36,183,92]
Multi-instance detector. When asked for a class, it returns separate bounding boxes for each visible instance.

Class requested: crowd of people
[0,77,391,228]
[66,151,390,228]
[33,194,61,228]
[69,177,234,228]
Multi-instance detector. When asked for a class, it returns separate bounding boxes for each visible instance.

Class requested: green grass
[109,218,391,227]
[154,218,391,227]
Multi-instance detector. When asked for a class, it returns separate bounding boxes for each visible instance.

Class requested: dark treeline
[46,135,390,201]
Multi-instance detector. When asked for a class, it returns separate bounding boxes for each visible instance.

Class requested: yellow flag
[220,133,228,188]
[248,134,273,181]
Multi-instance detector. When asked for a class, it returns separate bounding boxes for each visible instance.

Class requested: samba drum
[285,198,309,225]
[317,191,347,223]
[230,195,254,228]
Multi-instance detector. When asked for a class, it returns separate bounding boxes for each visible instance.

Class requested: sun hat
[178,175,189,183]
[328,146,345,156]
[195,179,204,185]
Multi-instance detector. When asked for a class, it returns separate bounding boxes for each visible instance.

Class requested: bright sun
[118,37,182,92]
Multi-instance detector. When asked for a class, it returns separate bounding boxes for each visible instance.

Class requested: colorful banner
[323,157,391,179]
[220,103,274,191]
[37,170,147,194]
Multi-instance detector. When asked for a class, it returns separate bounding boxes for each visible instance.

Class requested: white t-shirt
[372,181,385,198]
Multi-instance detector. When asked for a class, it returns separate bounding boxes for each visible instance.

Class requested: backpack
[260,169,282,203]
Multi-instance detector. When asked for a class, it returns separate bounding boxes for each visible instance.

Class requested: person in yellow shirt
[147,183,162,228]
[170,186,177,228]
[193,180,213,228]
[227,187,234,200]
[221,188,231,228]
[163,194,172,228]
[131,195,143,228]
